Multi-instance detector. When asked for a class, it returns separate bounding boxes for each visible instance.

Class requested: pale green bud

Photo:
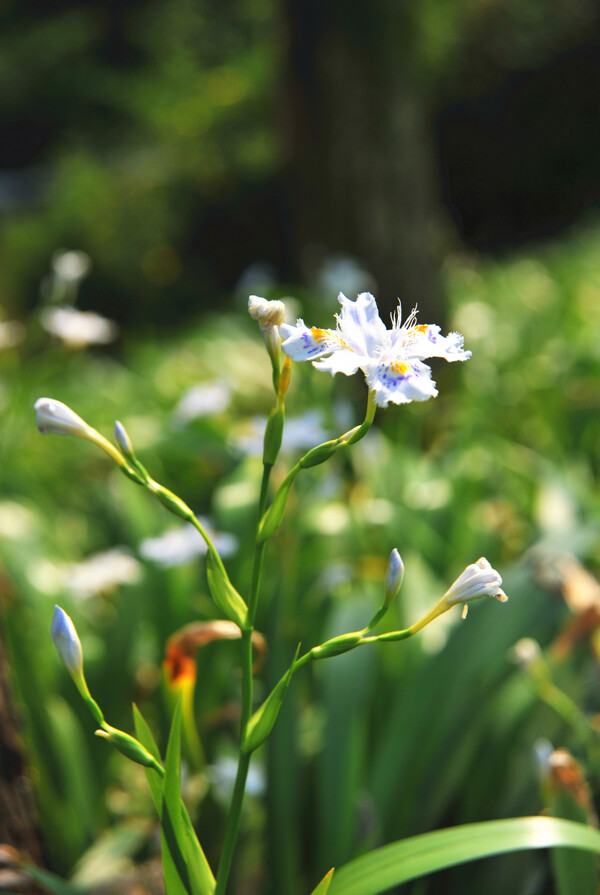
[365,548,405,631]
[309,631,362,660]
[51,605,83,675]
[299,440,337,469]
[149,483,193,520]
[114,420,134,457]
[205,552,248,629]
[51,605,104,723]
[385,548,404,605]
[242,647,299,753]
[263,404,284,466]
[96,724,164,775]
[257,478,293,543]
[114,421,149,484]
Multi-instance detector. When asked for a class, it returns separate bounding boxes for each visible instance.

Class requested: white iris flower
[279,292,471,408]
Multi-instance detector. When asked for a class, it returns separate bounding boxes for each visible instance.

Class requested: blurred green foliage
[1,0,599,325]
[1,219,599,893]
[0,0,280,321]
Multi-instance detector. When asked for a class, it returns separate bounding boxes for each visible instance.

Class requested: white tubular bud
[34,398,92,437]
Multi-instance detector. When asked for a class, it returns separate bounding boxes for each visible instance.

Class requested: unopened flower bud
[385,548,404,606]
[51,605,83,675]
[243,646,299,754]
[34,397,128,468]
[257,478,293,543]
[299,440,337,469]
[263,404,284,466]
[248,295,285,329]
[114,420,134,457]
[443,558,507,608]
[35,398,91,438]
[310,631,363,660]
[248,295,285,377]
[205,552,248,630]
[96,724,164,775]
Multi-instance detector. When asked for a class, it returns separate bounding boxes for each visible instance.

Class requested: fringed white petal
[365,359,438,408]
[336,292,388,356]
[406,325,472,363]
[313,350,364,377]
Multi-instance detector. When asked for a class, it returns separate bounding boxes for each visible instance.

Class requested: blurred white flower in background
[0,320,25,349]
[173,380,232,423]
[235,260,277,297]
[140,520,238,568]
[40,249,93,305]
[0,500,39,540]
[316,254,376,298]
[67,548,142,599]
[232,410,329,457]
[52,250,92,284]
[207,755,265,804]
[40,306,119,349]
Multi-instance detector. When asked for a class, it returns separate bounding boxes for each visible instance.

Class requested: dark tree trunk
[0,624,43,869]
[282,1,446,317]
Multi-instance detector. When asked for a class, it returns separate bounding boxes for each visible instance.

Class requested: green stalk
[214,751,251,895]
[214,464,275,894]
[215,390,377,893]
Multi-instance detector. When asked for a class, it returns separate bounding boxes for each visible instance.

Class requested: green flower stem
[143,477,239,593]
[214,434,278,894]
[214,751,251,895]
[216,391,379,893]
[77,683,106,727]
[258,391,377,544]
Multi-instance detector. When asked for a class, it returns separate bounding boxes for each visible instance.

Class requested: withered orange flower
[163,620,267,688]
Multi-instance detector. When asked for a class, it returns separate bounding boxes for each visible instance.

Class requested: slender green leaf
[328,817,600,895]
[311,868,335,894]
[132,704,163,810]
[23,866,83,895]
[163,699,194,894]
[134,704,188,895]
[180,806,216,894]
[133,704,215,895]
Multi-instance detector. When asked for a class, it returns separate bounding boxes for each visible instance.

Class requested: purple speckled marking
[301,331,324,358]
[379,364,411,389]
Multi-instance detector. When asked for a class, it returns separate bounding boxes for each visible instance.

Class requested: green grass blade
[310,868,335,894]
[134,703,215,895]
[163,698,194,894]
[164,698,215,895]
[134,703,189,895]
[328,817,600,895]
[23,866,83,895]
[133,704,163,810]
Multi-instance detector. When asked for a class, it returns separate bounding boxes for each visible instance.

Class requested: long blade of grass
[328,816,600,895]
[133,703,215,895]
[22,866,83,895]
[310,868,335,894]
